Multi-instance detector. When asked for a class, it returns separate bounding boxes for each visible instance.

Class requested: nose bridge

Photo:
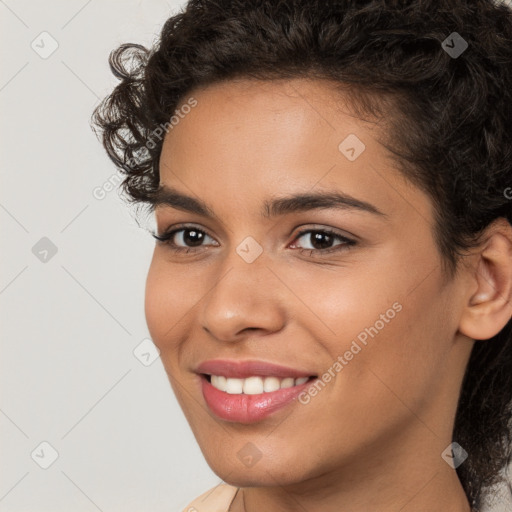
[200,239,285,341]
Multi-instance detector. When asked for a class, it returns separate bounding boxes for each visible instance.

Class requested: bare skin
[144,77,512,512]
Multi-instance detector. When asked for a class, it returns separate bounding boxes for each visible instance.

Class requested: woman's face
[145,78,473,487]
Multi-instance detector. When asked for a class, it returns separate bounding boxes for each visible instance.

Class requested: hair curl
[91,0,512,508]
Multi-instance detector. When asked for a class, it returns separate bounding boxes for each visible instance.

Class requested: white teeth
[263,376,281,392]
[280,377,295,388]
[209,374,312,394]
[243,376,264,395]
[211,375,227,390]
[225,377,244,394]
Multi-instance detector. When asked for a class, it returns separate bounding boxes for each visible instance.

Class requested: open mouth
[202,373,317,394]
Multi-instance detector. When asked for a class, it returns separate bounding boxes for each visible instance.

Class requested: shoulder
[180,483,239,512]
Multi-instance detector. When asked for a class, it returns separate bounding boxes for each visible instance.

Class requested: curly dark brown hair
[90,0,512,509]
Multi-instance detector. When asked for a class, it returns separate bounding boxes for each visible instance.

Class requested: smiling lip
[195,359,318,423]
[195,359,316,379]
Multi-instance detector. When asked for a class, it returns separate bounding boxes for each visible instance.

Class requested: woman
[91,0,512,510]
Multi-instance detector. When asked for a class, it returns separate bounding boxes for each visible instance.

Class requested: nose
[200,251,287,342]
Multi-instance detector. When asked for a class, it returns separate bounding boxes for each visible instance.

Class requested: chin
[203,450,313,488]
[220,469,303,488]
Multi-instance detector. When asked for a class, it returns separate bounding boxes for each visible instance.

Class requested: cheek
[144,259,165,345]
[283,258,403,357]
[332,277,451,425]
[144,254,196,351]
[297,249,449,404]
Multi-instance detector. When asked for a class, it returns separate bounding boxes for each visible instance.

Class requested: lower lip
[199,374,316,423]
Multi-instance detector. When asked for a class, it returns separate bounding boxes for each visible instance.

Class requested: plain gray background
[1,1,511,511]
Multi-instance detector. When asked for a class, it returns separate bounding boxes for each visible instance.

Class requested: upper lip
[196,359,317,379]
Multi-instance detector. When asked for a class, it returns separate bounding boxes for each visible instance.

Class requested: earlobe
[459,219,512,341]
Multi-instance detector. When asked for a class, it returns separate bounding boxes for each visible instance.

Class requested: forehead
[157,77,432,225]
[162,77,379,165]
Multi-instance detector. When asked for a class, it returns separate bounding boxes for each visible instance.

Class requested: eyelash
[151,224,356,257]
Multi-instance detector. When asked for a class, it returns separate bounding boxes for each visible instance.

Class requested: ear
[459,218,512,340]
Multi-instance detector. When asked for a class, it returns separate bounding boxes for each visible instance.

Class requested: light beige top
[181,484,240,512]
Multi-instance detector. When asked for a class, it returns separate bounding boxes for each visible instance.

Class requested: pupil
[311,232,332,250]
[185,229,204,247]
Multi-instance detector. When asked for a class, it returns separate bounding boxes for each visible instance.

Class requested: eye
[151,225,218,253]
[151,224,357,257]
[289,228,356,256]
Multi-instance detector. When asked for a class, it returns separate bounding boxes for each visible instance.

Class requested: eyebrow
[151,184,387,219]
